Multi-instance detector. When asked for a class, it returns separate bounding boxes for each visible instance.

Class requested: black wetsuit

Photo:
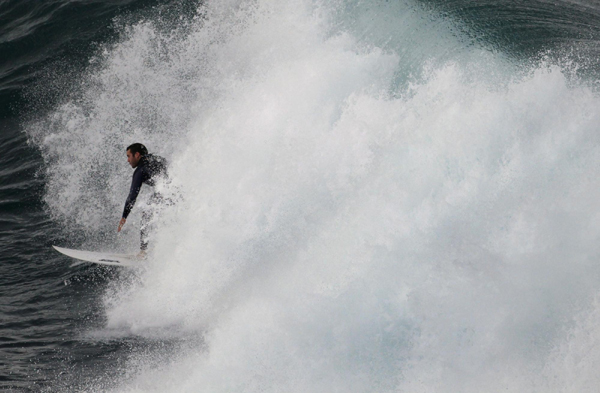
[122,154,168,249]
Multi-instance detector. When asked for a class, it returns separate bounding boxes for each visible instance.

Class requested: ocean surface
[2,0,600,391]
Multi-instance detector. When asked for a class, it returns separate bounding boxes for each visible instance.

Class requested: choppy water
[3,0,600,391]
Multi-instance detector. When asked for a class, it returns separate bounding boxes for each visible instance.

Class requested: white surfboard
[53,246,142,267]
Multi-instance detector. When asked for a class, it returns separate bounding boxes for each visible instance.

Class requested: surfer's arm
[121,168,144,220]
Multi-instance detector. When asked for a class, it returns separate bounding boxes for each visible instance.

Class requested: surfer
[117,143,169,255]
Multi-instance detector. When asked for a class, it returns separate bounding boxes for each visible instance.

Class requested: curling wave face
[27,0,600,391]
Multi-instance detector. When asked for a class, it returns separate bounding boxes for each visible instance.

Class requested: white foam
[28,0,600,391]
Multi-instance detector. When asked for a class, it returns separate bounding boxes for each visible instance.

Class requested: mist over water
[24,0,600,391]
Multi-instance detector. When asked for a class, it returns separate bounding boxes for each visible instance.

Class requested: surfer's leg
[140,209,153,251]
[140,193,165,251]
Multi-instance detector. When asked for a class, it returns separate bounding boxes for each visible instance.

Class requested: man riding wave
[118,143,169,255]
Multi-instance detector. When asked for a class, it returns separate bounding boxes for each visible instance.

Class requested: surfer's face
[127,149,141,168]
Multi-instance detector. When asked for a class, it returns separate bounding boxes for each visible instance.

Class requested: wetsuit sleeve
[122,168,143,218]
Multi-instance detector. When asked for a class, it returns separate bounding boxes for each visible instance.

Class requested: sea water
[11,0,600,391]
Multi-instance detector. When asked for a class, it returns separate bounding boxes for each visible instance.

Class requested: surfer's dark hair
[127,143,148,156]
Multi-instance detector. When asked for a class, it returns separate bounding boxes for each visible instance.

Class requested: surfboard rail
[53,245,142,267]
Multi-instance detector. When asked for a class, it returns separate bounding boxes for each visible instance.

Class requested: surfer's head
[126,143,148,168]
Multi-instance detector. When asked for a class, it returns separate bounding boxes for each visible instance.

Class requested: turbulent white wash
[29,0,600,391]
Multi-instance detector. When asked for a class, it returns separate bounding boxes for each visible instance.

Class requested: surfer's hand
[118,217,126,232]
